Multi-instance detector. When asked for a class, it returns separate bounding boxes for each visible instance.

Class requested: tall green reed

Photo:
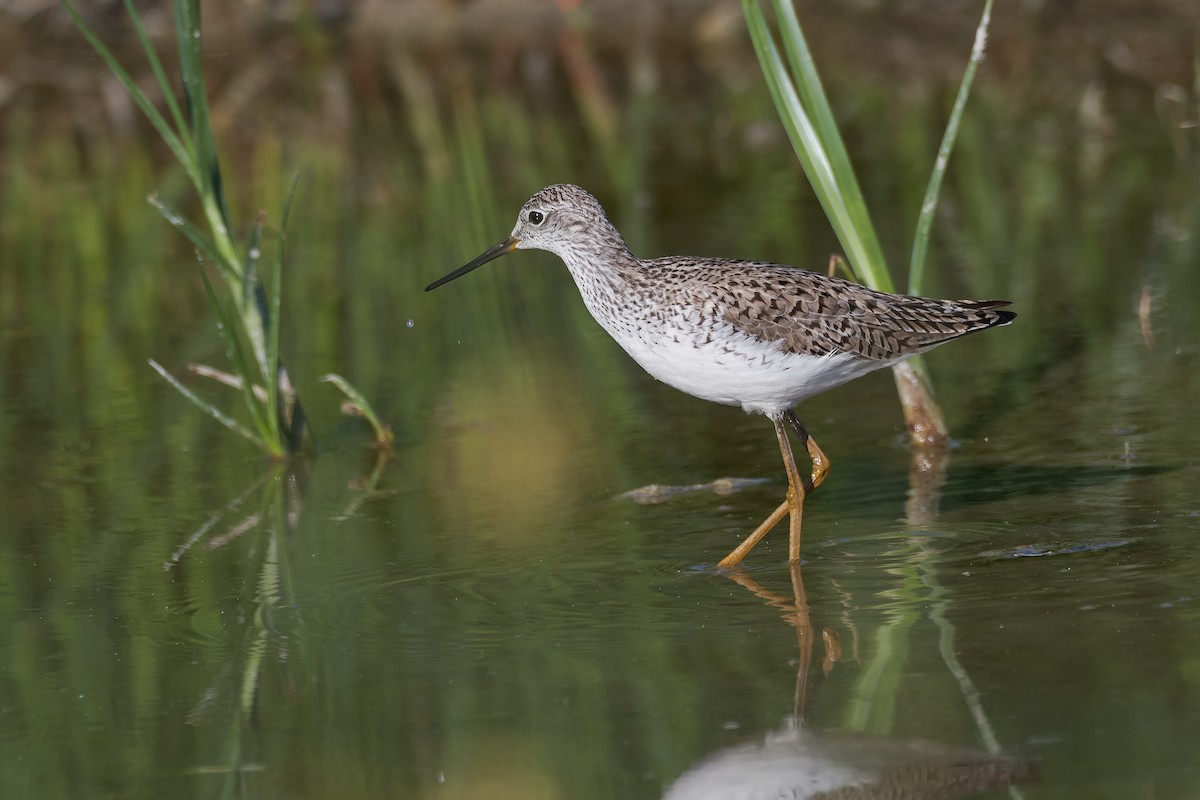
[741,0,995,446]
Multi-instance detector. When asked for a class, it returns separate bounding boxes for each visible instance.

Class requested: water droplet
[249,247,261,260]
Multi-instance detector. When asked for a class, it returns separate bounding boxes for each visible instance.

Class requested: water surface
[2,9,1200,798]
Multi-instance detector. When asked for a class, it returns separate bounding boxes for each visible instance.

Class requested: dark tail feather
[958,299,1016,327]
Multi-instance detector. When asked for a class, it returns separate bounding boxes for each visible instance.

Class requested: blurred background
[2,1,1199,798]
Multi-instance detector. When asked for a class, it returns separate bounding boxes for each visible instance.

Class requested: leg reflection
[723,563,842,725]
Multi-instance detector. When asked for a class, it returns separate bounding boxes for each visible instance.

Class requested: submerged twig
[618,477,769,505]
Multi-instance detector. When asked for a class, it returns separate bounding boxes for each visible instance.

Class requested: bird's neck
[553,235,646,333]
[556,231,640,297]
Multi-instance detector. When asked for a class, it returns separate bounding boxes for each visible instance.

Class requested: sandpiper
[426,184,1014,567]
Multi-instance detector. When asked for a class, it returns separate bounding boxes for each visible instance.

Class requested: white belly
[607,319,893,417]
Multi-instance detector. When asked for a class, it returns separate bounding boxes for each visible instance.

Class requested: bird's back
[642,257,1015,362]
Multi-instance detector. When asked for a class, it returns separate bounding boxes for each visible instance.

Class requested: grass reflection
[172,465,311,795]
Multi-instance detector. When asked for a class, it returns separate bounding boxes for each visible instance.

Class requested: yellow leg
[787,409,830,492]
[718,415,816,568]
[717,499,789,568]
[775,417,807,564]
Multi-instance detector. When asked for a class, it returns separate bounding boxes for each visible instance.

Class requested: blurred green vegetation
[1,5,1200,797]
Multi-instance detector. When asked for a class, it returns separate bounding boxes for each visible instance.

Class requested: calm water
[3,13,1200,799]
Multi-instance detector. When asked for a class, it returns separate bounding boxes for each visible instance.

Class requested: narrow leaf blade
[58,0,195,181]
[265,174,302,448]
[120,0,191,149]
[322,374,394,448]
[743,2,880,283]
[909,0,994,295]
[148,193,239,281]
[149,359,267,449]
[198,268,277,452]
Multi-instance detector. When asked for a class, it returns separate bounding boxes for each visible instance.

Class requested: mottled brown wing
[696,261,1014,361]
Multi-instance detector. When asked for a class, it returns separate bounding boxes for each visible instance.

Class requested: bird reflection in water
[663,563,1038,800]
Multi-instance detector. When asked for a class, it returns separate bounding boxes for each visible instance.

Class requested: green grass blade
[120,0,191,149]
[171,0,238,268]
[148,193,238,281]
[220,190,266,383]
[749,0,892,291]
[321,374,394,449]
[57,0,194,180]
[909,0,994,295]
[769,0,842,175]
[243,216,264,316]
[265,175,301,448]
[743,1,889,288]
[768,0,889,285]
[173,0,217,207]
[149,359,267,449]
[263,251,280,447]
[198,268,277,452]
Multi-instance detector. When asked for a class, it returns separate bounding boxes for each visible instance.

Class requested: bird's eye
[528,210,545,225]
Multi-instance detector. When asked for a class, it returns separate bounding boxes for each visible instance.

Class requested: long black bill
[425,236,520,292]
